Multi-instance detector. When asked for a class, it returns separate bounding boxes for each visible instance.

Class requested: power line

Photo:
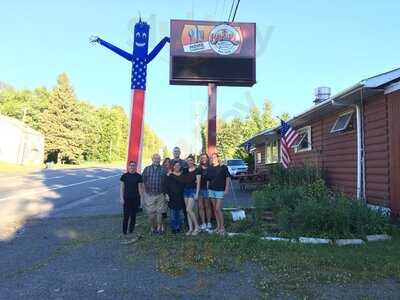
[228,0,235,22]
[231,0,241,22]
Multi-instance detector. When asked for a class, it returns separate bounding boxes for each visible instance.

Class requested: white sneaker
[206,223,212,230]
[191,229,200,236]
[200,224,206,230]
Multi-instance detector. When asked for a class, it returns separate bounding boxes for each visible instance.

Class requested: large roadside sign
[170,19,256,87]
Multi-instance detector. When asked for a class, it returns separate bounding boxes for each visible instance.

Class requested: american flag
[243,141,251,152]
[280,120,299,168]
[131,57,148,90]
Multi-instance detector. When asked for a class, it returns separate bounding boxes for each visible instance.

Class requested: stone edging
[226,233,392,246]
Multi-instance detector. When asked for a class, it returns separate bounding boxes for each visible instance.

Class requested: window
[293,126,312,153]
[256,152,262,163]
[330,111,354,133]
[265,139,279,164]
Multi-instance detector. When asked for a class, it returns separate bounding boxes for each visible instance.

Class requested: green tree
[40,73,84,163]
[215,99,289,161]
[92,105,129,162]
[162,146,170,159]
[280,112,291,121]
[142,125,166,164]
[77,100,98,161]
[0,75,170,165]
[0,87,50,130]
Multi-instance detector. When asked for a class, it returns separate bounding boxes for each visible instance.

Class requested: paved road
[0,167,124,239]
[0,167,253,240]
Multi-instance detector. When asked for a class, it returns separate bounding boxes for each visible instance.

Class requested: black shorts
[124,198,140,209]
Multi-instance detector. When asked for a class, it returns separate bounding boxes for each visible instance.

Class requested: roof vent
[314,86,331,104]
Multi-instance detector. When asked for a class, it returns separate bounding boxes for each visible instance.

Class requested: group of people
[119,147,231,242]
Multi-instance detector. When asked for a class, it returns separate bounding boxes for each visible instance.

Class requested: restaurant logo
[182,25,211,53]
[209,24,242,55]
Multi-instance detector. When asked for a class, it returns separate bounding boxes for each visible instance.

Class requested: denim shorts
[183,188,196,198]
[198,189,209,198]
[208,189,225,199]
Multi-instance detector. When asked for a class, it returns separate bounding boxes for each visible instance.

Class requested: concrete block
[366,234,391,242]
[299,237,332,244]
[335,239,365,246]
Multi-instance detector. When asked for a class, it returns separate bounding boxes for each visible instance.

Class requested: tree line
[201,100,290,165]
[0,73,167,164]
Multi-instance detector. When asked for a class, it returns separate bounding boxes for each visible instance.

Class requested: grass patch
[132,227,241,276]
[128,219,400,298]
[4,214,399,298]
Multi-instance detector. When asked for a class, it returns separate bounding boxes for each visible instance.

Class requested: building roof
[0,115,44,138]
[241,67,400,148]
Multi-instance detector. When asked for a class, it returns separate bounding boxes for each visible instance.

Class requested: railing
[236,171,269,191]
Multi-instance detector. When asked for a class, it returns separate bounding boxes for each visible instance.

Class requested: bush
[253,166,390,238]
[268,164,323,187]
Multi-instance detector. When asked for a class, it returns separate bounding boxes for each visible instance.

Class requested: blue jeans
[170,208,183,231]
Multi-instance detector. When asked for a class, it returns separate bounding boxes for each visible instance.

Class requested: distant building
[0,115,44,165]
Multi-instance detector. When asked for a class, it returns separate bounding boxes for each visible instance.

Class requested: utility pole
[207,83,217,156]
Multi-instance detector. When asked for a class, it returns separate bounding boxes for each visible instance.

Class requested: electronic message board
[170,19,256,86]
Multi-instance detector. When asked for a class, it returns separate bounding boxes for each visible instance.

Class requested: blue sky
[1,0,399,155]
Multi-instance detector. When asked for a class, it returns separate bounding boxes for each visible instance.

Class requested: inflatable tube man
[91,19,169,170]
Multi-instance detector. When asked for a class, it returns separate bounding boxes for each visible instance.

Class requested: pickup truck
[225,159,248,178]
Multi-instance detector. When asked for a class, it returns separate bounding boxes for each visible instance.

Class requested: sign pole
[207,83,217,156]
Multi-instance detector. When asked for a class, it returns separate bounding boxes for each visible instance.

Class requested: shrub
[253,184,304,213]
[253,166,390,238]
[268,164,323,187]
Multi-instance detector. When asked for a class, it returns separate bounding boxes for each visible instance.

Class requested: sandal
[191,229,200,236]
[185,230,193,236]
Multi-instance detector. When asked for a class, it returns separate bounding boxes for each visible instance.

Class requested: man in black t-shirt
[171,146,188,172]
[120,161,144,242]
[170,146,189,227]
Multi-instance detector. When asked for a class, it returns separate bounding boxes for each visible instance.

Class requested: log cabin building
[241,68,400,216]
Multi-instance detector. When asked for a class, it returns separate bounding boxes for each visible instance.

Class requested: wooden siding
[291,111,358,197]
[251,92,394,209]
[387,91,400,215]
[364,94,390,207]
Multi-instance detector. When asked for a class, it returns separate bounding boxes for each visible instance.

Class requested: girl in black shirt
[198,153,212,231]
[182,155,201,235]
[207,153,230,235]
[164,161,185,233]
[161,157,172,233]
